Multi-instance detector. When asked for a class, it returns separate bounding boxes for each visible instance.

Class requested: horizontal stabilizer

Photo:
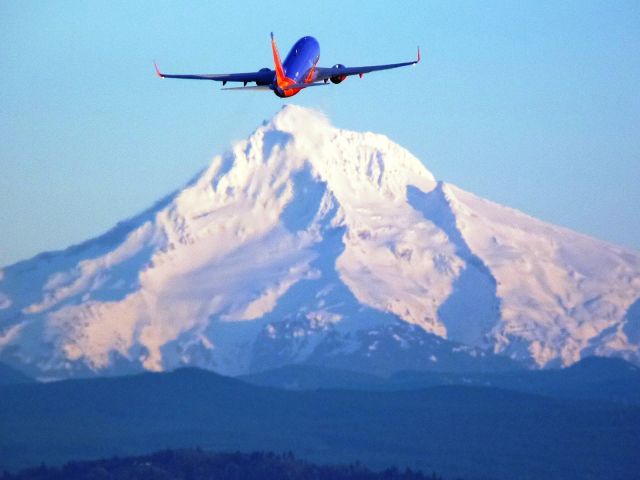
[283,82,329,90]
[221,85,273,91]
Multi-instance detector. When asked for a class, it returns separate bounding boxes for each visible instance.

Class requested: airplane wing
[154,62,274,85]
[314,47,420,81]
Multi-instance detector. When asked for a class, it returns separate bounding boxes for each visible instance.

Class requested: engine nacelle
[330,64,347,84]
[256,67,272,86]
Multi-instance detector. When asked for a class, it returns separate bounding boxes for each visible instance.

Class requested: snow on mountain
[1,105,638,379]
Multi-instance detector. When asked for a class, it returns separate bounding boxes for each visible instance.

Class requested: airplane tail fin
[271,32,287,88]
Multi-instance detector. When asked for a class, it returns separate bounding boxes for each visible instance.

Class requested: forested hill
[2,367,639,479]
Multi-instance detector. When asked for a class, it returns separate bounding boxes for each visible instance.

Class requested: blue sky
[1,0,639,266]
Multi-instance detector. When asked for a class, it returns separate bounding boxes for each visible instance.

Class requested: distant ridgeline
[0,449,442,480]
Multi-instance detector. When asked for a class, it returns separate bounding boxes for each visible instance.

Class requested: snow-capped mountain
[1,106,639,380]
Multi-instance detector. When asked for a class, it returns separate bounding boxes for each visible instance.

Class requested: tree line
[2,449,452,480]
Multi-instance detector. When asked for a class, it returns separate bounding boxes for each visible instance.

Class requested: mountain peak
[266,104,331,133]
[0,107,638,379]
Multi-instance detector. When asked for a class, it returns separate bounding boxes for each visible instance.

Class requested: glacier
[1,105,639,379]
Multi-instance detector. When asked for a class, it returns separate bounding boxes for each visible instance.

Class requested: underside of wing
[155,62,275,85]
[314,48,420,82]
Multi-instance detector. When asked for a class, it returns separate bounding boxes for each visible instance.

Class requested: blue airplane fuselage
[273,36,320,97]
[282,36,320,81]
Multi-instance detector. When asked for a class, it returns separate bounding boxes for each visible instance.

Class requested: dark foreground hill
[1,368,639,480]
[0,449,441,480]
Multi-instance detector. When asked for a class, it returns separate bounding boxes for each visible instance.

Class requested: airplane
[154,33,420,98]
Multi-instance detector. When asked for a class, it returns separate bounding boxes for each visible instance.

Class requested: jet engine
[330,64,347,84]
[256,68,273,86]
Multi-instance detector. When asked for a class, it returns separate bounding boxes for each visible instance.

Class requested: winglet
[154,61,164,78]
[416,47,421,63]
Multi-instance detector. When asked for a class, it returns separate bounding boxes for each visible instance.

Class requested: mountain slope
[0,105,638,379]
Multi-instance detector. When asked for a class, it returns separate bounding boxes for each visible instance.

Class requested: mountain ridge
[0,361,34,386]
[240,355,640,404]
